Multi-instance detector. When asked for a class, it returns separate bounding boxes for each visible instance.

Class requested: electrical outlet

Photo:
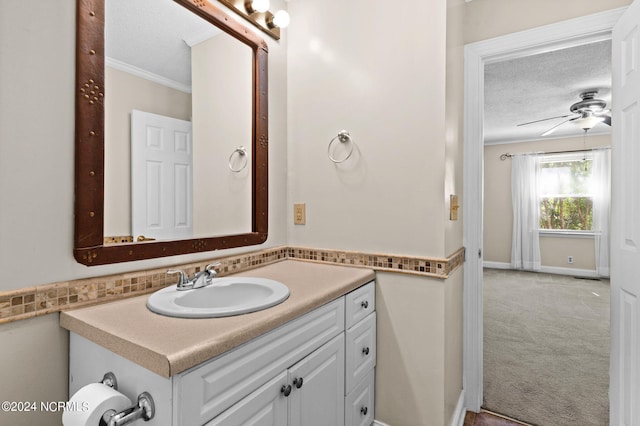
[567,256,574,264]
[294,203,306,225]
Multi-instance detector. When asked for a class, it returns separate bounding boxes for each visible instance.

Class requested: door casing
[462,7,626,412]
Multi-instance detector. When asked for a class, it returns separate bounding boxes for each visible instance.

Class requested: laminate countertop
[60,260,375,378]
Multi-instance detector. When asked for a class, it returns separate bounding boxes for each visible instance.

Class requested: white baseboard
[483,261,511,269]
[483,261,598,278]
[372,389,466,426]
[539,265,598,278]
[449,390,466,426]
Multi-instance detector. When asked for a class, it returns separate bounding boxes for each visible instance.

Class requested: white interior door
[131,110,193,241]
[611,1,640,424]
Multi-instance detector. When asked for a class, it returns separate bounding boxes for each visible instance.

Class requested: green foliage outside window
[540,196,593,230]
[539,158,593,231]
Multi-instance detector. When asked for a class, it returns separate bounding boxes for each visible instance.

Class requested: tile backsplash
[0,245,464,324]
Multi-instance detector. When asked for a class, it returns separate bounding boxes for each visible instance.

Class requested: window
[538,153,593,231]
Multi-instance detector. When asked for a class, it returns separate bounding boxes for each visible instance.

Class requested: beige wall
[375,273,446,425]
[465,0,631,43]
[104,67,192,237]
[192,34,253,236]
[445,0,466,256]
[287,0,464,423]
[483,135,611,271]
[287,0,449,258]
[2,0,628,424]
[0,0,288,423]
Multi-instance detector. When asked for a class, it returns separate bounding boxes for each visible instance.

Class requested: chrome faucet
[167,262,221,291]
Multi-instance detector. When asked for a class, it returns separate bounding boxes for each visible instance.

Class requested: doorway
[462,6,625,417]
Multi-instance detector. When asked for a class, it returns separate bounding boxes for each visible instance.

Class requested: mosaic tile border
[0,246,464,325]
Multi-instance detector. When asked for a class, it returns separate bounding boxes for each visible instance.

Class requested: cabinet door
[289,334,345,426]
[206,371,288,426]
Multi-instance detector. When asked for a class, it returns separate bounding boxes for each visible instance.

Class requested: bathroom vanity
[61,261,376,426]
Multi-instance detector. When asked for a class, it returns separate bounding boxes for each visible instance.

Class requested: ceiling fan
[517,90,612,136]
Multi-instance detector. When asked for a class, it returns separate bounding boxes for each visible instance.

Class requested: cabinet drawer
[345,281,375,329]
[345,312,376,394]
[345,369,375,426]
[176,298,345,425]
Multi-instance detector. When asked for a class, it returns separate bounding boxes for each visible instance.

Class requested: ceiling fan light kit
[518,90,612,136]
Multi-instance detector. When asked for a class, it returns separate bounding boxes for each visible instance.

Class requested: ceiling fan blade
[541,117,578,136]
[602,115,611,126]
[517,114,573,127]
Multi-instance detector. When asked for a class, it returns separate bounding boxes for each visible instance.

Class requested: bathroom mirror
[74,0,269,266]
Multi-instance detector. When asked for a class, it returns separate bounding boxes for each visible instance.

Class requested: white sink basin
[147,277,290,318]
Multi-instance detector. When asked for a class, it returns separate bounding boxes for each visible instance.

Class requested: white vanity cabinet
[209,334,345,426]
[68,280,376,426]
[344,282,376,426]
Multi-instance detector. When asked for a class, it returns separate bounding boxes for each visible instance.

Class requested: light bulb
[251,0,269,13]
[272,10,290,28]
[573,115,604,130]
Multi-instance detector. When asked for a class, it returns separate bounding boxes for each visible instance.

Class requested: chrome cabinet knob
[361,406,368,415]
[362,347,370,356]
[361,300,369,309]
[293,377,304,389]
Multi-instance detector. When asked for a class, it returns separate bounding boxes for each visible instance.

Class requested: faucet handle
[205,262,221,278]
[167,269,188,286]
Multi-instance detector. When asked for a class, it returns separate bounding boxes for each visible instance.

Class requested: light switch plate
[450,195,459,221]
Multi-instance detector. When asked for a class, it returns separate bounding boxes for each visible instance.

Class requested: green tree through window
[539,156,593,231]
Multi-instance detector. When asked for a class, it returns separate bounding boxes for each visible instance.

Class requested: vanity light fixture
[218,0,290,40]
[246,0,269,13]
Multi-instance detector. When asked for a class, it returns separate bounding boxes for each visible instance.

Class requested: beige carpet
[483,269,610,426]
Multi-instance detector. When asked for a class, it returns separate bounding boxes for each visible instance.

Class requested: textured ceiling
[484,40,612,144]
[106,0,221,88]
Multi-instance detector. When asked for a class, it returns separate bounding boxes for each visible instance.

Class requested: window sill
[538,229,598,239]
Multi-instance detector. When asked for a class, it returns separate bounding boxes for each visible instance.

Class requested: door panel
[611,1,640,423]
[289,334,345,426]
[131,109,193,241]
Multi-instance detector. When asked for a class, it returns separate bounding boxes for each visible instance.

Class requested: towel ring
[328,130,354,163]
[228,146,248,172]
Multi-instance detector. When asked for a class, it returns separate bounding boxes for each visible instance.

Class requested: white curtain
[511,153,542,271]
[592,148,611,277]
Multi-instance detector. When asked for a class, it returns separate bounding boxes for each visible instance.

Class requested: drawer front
[345,312,376,394]
[345,369,375,426]
[176,298,345,425]
[345,281,375,329]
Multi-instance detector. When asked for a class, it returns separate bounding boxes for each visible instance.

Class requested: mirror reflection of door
[103,0,253,243]
[131,110,193,241]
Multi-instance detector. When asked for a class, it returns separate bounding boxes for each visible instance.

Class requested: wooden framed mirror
[74,0,268,266]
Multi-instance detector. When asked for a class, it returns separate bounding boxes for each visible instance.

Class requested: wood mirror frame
[74,0,268,266]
